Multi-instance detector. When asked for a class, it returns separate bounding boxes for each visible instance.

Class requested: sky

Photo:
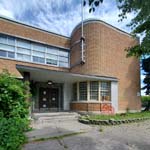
[0,0,145,95]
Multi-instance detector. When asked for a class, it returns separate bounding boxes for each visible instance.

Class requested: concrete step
[32,112,79,123]
[31,112,80,129]
[32,112,78,118]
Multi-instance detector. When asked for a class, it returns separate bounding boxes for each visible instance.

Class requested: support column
[111,81,118,113]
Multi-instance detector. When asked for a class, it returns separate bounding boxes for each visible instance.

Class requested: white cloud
[0,0,144,92]
[0,0,135,36]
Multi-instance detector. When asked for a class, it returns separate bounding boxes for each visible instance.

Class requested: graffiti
[101,103,115,115]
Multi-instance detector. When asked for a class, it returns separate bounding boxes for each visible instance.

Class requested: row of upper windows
[0,34,70,68]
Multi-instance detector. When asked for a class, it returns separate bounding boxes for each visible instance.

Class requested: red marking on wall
[101,103,115,115]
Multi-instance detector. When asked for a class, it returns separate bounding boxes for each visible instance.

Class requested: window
[0,35,7,44]
[0,44,15,52]
[59,51,68,57]
[17,39,31,49]
[73,83,77,101]
[79,82,87,101]
[17,53,31,61]
[100,82,111,101]
[90,81,98,100]
[46,59,57,65]
[33,56,45,63]
[17,47,31,55]
[0,34,70,68]
[8,52,15,58]
[0,50,6,57]
[8,37,15,46]
[59,61,68,67]
[47,47,58,55]
[32,51,45,57]
[33,43,45,52]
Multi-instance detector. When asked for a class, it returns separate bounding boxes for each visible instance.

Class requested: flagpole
[81,0,85,64]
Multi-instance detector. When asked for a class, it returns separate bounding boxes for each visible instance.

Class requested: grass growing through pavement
[29,132,85,143]
[83,111,150,121]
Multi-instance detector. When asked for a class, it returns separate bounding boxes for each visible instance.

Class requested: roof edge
[71,18,133,38]
[0,15,70,39]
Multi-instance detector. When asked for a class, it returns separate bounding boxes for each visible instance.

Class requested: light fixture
[47,80,53,85]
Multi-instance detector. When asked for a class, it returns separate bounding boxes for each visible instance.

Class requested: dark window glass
[73,83,77,101]
[79,82,87,101]
[46,59,57,65]
[8,52,15,58]
[0,50,6,57]
[90,81,98,100]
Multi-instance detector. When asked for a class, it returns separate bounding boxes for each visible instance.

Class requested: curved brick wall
[70,21,141,112]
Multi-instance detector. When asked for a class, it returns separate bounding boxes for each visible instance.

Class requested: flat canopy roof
[16,65,118,83]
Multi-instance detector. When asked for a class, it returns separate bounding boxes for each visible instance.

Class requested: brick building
[0,16,141,113]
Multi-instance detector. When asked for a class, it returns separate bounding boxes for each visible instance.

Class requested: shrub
[0,117,29,150]
[141,96,150,111]
[0,70,29,118]
[0,70,30,150]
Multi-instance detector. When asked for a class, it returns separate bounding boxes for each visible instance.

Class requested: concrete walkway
[23,114,150,150]
[26,112,93,142]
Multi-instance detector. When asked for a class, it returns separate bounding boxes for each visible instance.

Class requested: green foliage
[0,70,29,118]
[0,70,30,150]
[87,0,150,95]
[0,117,29,150]
[142,57,150,95]
[141,96,150,102]
[85,111,150,121]
[141,96,150,111]
[84,0,103,13]
[87,0,150,57]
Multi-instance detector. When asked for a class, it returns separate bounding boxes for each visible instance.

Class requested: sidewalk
[26,113,93,142]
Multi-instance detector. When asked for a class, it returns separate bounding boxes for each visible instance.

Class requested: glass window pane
[59,51,68,57]
[17,47,31,55]
[8,37,15,45]
[33,56,45,63]
[17,53,31,61]
[0,43,15,52]
[33,43,45,52]
[59,56,68,62]
[17,39,31,49]
[0,50,7,57]
[46,54,58,60]
[47,47,58,55]
[90,81,98,100]
[100,81,111,101]
[0,35,7,44]
[79,82,87,101]
[59,61,68,67]
[8,52,15,58]
[46,59,57,65]
[33,51,45,57]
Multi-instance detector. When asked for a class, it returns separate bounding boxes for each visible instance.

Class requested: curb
[78,117,150,126]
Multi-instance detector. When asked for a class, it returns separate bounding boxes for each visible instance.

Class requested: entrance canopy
[16,65,118,83]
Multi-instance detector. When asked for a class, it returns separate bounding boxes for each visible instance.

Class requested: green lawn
[83,111,150,121]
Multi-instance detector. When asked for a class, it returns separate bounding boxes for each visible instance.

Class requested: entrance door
[39,88,59,111]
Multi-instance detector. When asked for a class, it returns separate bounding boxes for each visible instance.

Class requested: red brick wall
[70,22,141,111]
[0,18,70,49]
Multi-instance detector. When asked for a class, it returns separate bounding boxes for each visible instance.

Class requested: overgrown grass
[30,132,85,143]
[83,111,150,121]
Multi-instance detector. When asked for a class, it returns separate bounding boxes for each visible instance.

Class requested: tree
[85,0,150,96]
